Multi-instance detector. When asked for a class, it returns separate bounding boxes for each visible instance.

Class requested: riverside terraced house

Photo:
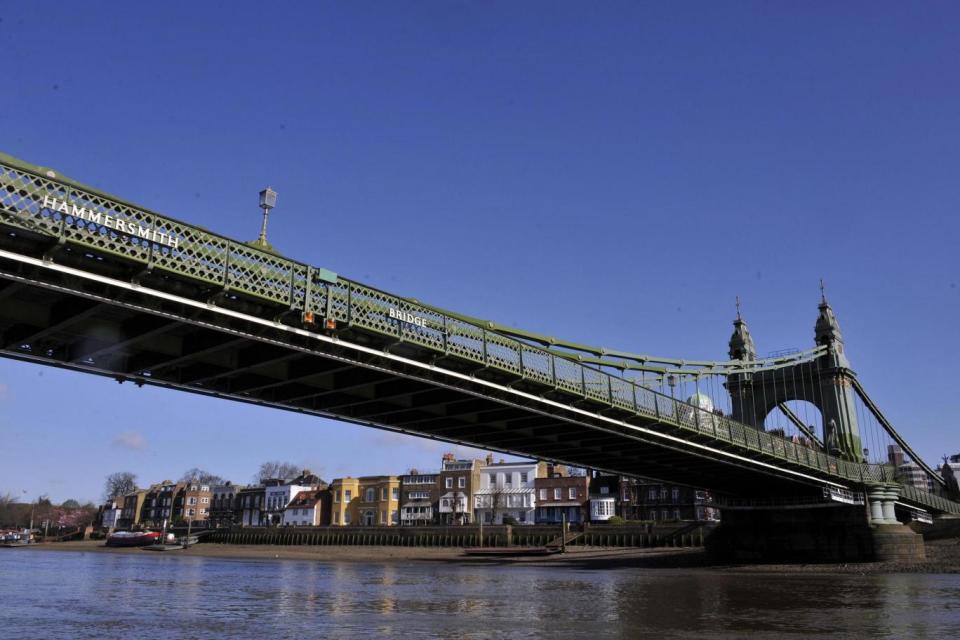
[330,476,400,526]
[474,459,548,524]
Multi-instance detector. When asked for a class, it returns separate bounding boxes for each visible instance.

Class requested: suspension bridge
[0,151,956,560]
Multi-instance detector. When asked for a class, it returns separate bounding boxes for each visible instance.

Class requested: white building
[100,497,122,530]
[282,491,323,527]
[264,484,315,525]
[474,460,544,525]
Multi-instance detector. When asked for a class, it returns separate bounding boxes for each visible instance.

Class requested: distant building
[98,497,123,530]
[400,470,440,526]
[633,481,719,522]
[140,481,181,528]
[535,470,589,524]
[282,490,328,527]
[474,459,547,525]
[589,475,619,522]
[897,462,934,493]
[330,476,400,526]
[238,485,269,527]
[179,483,213,523]
[210,482,244,528]
[117,490,147,529]
[437,453,485,525]
[888,444,906,467]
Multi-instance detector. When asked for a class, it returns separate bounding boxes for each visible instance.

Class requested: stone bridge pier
[706,484,926,563]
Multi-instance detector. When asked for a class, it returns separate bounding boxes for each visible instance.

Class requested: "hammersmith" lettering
[42,195,179,250]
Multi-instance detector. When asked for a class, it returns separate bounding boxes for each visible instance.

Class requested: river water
[1,550,959,639]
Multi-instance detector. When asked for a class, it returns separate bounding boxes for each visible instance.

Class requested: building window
[345,490,352,501]
[520,472,528,483]
[380,510,386,524]
[539,488,546,500]
[488,473,497,486]
[672,488,680,503]
[674,509,681,520]
[648,488,657,501]
[600,486,609,495]
[458,477,465,488]
[649,510,657,521]
[391,510,398,524]
[344,512,351,525]
[568,487,577,500]
[392,487,399,500]
[553,488,561,500]
[334,492,339,503]
[365,488,375,503]
[445,477,453,489]
[187,497,197,506]
[381,488,388,501]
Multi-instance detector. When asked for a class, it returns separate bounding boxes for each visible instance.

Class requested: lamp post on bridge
[254,187,278,251]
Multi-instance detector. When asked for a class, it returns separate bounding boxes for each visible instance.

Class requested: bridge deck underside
[0,240,844,499]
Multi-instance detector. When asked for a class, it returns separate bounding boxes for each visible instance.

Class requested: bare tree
[179,468,225,485]
[255,461,300,483]
[103,472,137,502]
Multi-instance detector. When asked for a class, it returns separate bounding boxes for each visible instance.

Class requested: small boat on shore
[463,546,562,557]
[1,530,31,547]
[105,531,162,547]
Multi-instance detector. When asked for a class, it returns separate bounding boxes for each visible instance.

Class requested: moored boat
[105,531,162,547]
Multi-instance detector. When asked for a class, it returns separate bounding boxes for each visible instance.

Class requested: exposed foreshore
[14,538,960,573]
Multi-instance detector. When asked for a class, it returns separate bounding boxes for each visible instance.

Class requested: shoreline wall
[203,522,715,548]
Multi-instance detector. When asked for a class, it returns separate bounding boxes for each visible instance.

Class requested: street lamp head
[259,187,277,211]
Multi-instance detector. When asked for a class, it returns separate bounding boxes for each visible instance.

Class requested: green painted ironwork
[0,151,957,515]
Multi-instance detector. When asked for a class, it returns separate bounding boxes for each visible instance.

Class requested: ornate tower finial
[815,286,848,367]
[729,298,756,361]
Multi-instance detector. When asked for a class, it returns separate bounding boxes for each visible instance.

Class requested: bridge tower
[725,293,864,462]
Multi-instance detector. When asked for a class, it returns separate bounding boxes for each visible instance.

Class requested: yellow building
[329,476,400,526]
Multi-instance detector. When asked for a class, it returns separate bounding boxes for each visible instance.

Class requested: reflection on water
[1,550,959,639]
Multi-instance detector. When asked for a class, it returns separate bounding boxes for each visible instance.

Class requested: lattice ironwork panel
[306,274,329,314]
[326,281,351,322]
[676,404,697,430]
[0,167,69,237]
[148,216,226,285]
[655,395,676,420]
[519,345,552,385]
[714,417,733,441]
[757,431,774,455]
[57,186,155,264]
[552,357,583,395]
[348,284,401,338]
[446,319,485,364]
[582,367,608,402]
[727,421,747,446]
[289,264,309,309]
[609,377,634,410]
[484,333,522,375]
[226,244,295,304]
[634,386,658,416]
[397,301,447,352]
[783,440,798,462]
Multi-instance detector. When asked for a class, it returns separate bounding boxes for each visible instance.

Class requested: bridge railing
[2,153,956,512]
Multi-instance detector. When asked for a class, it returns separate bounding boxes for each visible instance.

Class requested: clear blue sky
[1,2,957,504]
